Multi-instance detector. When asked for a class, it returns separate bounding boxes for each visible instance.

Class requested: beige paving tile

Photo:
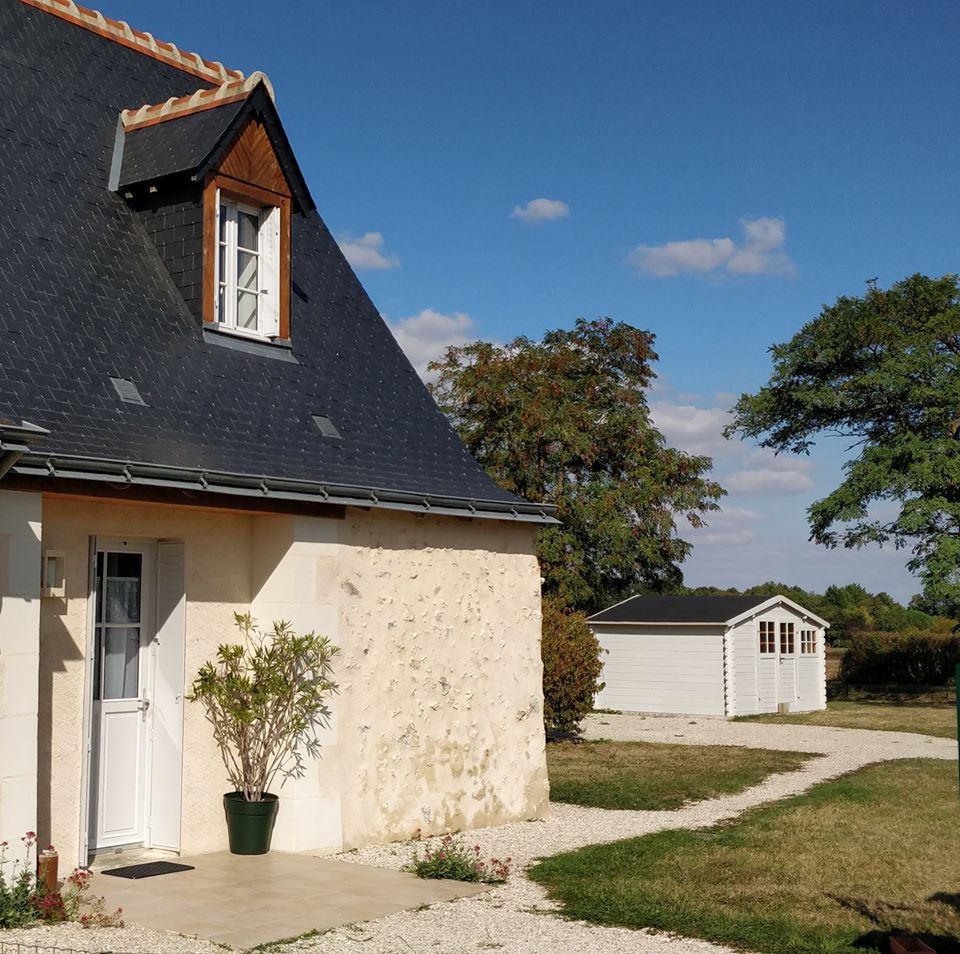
[99,850,488,948]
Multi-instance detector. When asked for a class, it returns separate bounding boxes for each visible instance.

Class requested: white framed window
[800,629,817,654]
[779,621,795,655]
[214,192,280,338]
[759,620,776,654]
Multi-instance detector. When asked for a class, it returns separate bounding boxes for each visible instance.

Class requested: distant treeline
[679,581,955,644]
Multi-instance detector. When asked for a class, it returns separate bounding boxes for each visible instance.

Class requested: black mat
[101,861,195,880]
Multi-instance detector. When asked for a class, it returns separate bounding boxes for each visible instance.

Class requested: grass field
[531,758,960,954]
[736,699,957,739]
[547,740,813,811]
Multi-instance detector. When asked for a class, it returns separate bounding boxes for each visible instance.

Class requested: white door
[89,542,154,850]
[777,621,798,707]
[756,619,778,711]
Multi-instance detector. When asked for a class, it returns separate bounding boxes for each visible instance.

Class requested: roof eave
[193,83,315,213]
[11,452,558,525]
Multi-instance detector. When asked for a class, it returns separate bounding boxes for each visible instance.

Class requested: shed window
[214,193,280,338]
[779,621,795,655]
[759,620,776,654]
[801,629,817,654]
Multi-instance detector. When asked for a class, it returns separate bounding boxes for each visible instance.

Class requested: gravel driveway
[6,715,954,954]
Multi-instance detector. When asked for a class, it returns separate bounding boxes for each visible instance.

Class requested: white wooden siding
[593,625,726,716]
[730,605,826,714]
[731,620,759,715]
[590,600,827,718]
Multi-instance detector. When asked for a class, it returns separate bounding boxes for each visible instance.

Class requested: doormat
[101,861,195,880]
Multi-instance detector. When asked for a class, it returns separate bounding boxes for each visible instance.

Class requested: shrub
[0,834,122,930]
[409,835,511,884]
[190,614,339,801]
[0,834,40,928]
[840,629,960,687]
[541,597,605,734]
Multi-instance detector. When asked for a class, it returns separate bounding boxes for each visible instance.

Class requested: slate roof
[116,98,247,189]
[0,0,554,522]
[588,595,776,625]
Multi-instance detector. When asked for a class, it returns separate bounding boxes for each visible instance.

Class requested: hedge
[840,629,960,687]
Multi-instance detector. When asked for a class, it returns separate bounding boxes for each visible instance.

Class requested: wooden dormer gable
[202,114,294,338]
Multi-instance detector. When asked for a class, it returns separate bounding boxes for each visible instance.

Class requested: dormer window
[215,194,280,337]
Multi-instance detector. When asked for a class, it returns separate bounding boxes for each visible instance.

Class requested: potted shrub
[191,613,338,854]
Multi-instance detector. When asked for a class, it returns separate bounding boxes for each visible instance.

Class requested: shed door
[777,621,798,706]
[756,620,778,712]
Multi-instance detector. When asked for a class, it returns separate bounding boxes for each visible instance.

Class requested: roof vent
[312,415,341,439]
[110,376,147,406]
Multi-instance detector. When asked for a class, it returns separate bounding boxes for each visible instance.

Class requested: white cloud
[650,400,733,456]
[725,449,815,495]
[627,216,794,278]
[337,231,400,271]
[511,198,570,224]
[686,505,760,546]
[386,308,477,379]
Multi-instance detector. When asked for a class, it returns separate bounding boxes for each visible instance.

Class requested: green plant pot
[223,792,279,855]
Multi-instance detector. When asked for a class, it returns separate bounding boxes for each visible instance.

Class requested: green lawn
[547,740,813,811]
[531,759,960,954]
[736,699,957,739]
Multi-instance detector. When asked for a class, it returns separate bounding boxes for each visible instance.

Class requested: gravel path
[4,716,953,954]
[286,715,955,954]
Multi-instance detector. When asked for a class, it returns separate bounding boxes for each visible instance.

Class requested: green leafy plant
[409,835,511,884]
[0,835,122,930]
[542,597,605,734]
[429,318,724,612]
[0,833,40,928]
[190,613,339,801]
[726,273,960,618]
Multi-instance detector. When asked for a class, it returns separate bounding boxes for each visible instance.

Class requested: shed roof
[588,594,830,627]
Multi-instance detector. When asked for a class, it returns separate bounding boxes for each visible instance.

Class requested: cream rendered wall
[38,498,252,868]
[323,509,547,849]
[0,489,42,846]
[38,497,548,865]
[249,514,342,853]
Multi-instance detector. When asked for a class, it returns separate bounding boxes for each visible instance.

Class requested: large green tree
[726,273,960,613]
[429,317,724,611]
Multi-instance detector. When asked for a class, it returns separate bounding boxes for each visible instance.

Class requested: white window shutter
[213,193,223,323]
[149,541,186,851]
[260,206,281,337]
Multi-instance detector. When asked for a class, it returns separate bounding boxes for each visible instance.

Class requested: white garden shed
[588,595,829,717]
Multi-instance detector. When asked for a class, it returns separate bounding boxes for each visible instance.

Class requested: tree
[429,317,724,611]
[726,273,960,614]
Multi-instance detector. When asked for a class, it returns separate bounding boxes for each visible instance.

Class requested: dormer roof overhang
[112,79,315,213]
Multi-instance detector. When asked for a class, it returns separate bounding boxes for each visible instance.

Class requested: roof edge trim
[19,0,244,84]
[12,453,559,525]
[725,595,831,629]
[121,72,274,131]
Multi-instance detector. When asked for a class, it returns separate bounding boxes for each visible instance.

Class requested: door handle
[138,699,151,721]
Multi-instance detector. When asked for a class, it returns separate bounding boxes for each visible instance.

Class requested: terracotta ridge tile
[121,71,274,131]
[19,0,245,83]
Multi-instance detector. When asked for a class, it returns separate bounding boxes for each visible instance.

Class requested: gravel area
[288,715,955,954]
[4,715,953,954]
[0,922,223,954]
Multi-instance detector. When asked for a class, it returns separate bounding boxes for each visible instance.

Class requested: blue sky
[109,0,960,601]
